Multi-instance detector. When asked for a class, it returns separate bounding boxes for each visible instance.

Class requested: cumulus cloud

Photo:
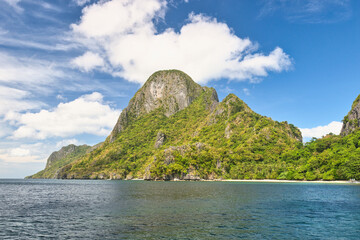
[71,0,291,84]
[71,51,105,72]
[300,121,342,139]
[71,0,166,37]
[7,92,121,139]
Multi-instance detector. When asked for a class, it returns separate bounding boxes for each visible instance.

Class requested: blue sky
[0,0,359,178]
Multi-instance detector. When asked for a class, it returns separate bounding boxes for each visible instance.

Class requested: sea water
[1,179,359,239]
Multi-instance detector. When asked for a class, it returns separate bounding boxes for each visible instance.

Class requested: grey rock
[110,173,123,180]
[194,142,205,150]
[87,142,103,153]
[143,157,156,180]
[216,159,222,169]
[98,173,106,179]
[109,70,207,142]
[183,167,201,181]
[225,123,231,139]
[154,131,166,148]
[341,95,360,136]
[46,144,77,169]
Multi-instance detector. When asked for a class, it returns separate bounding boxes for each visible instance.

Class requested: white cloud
[8,92,121,139]
[36,1,63,12]
[56,94,67,101]
[72,0,90,6]
[259,0,352,24]
[56,138,80,148]
[10,148,30,157]
[0,85,44,116]
[0,153,43,163]
[0,122,12,138]
[243,88,250,96]
[0,35,77,51]
[71,0,166,37]
[73,0,91,6]
[0,52,64,87]
[71,51,105,72]
[300,121,342,139]
[71,0,291,84]
[3,0,23,13]
[0,147,45,163]
[0,142,57,164]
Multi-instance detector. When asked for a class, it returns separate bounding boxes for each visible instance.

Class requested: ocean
[1,179,359,239]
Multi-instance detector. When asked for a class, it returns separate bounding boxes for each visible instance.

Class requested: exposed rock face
[183,166,201,180]
[154,131,166,148]
[341,95,360,136]
[109,70,206,142]
[225,124,231,139]
[26,144,92,179]
[46,144,77,168]
[88,142,103,153]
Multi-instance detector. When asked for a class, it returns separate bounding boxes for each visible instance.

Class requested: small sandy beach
[217,179,359,184]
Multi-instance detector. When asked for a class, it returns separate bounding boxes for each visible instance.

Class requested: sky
[0,0,359,178]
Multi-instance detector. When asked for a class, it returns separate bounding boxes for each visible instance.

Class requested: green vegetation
[57,88,304,180]
[30,71,360,181]
[28,145,91,179]
[282,132,360,180]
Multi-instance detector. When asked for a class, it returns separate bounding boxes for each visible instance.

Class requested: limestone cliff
[27,144,92,179]
[46,144,77,169]
[341,94,360,136]
[109,70,210,142]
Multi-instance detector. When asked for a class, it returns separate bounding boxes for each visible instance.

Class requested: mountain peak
[141,70,203,112]
[109,70,212,142]
[145,69,195,86]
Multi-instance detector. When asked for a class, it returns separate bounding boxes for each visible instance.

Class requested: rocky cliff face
[341,95,360,136]
[27,144,92,179]
[46,144,77,168]
[109,70,208,142]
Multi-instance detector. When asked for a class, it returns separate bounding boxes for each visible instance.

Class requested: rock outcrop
[154,131,166,148]
[341,94,360,136]
[109,70,207,142]
[46,144,76,168]
[27,144,92,179]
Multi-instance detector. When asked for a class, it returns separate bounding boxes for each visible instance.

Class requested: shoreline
[216,179,359,184]
[159,178,360,184]
[19,178,360,184]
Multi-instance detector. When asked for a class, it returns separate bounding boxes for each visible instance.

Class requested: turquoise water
[0,180,359,239]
